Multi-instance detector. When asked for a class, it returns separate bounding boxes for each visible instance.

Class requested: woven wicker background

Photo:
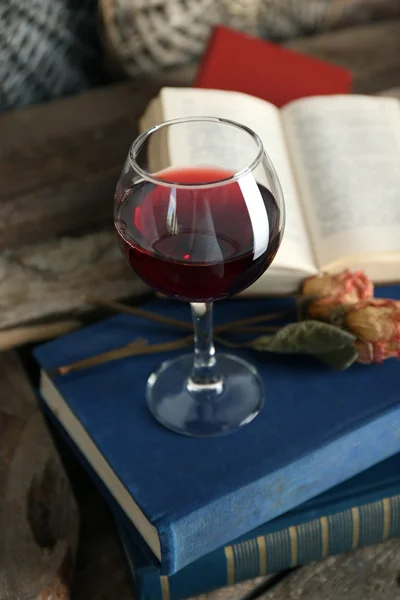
[0,0,104,112]
[99,0,400,78]
[2,0,400,112]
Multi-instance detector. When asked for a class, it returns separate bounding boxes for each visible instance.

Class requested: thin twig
[58,336,193,376]
[216,310,292,333]
[83,297,292,334]
[57,298,292,376]
[0,319,82,352]
[57,333,249,375]
[82,296,193,331]
[215,336,249,349]
[235,325,281,333]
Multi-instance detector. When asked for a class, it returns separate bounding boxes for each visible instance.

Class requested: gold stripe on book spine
[257,536,267,575]
[225,546,235,585]
[289,527,298,567]
[351,507,360,549]
[236,540,247,580]
[160,576,170,600]
[391,495,400,530]
[320,516,329,558]
[383,498,391,539]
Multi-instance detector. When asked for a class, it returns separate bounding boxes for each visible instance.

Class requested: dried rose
[355,338,400,365]
[345,299,400,343]
[306,296,347,322]
[302,270,374,303]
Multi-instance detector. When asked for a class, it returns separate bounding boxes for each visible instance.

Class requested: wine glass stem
[189,302,222,391]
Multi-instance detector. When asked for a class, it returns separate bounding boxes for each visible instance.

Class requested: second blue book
[118,453,400,599]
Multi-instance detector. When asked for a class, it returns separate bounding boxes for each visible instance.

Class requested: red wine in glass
[115,166,282,302]
[114,116,285,438]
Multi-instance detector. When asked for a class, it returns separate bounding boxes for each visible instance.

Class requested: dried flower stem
[58,335,194,376]
[82,296,193,331]
[235,326,281,333]
[57,335,249,376]
[82,297,292,334]
[214,337,249,349]
[216,312,291,333]
[56,298,292,376]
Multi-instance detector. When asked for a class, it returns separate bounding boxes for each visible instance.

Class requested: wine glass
[114,117,285,437]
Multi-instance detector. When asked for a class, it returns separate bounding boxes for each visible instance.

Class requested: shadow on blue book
[33,288,400,574]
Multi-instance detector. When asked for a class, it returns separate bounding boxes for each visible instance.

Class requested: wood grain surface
[0,83,158,250]
[0,229,149,344]
[260,540,400,600]
[0,352,79,600]
[287,18,400,94]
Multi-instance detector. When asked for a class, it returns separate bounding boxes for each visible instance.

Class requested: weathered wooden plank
[260,539,400,600]
[189,578,269,600]
[287,19,400,94]
[0,229,149,338]
[0,352,79,599]
[0,82,158,250]
[0,320,84,352]
[136,18,400,96]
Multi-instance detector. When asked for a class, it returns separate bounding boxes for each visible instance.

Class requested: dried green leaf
[310,345,358,370]
[249,320,357,369]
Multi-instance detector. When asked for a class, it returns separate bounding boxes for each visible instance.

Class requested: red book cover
[194,26,352,107]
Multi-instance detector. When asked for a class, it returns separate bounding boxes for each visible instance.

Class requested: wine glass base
[147,353,264,437]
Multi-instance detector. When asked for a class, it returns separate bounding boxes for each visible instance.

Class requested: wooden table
[2,17,400,600]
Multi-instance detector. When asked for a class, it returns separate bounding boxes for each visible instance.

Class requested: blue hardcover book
[33,288,400,574]
[117,454,400,600]
[40,396,400,600]
[117,455,400,600]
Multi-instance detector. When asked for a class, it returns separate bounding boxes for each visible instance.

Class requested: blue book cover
[33,288,400,574]
[40,399,400,600]
[118,453,400,600]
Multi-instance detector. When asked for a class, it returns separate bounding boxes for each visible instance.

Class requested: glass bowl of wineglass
[114,117,285,437]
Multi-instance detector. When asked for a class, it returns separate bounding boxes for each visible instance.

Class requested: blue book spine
[120,494,400,600]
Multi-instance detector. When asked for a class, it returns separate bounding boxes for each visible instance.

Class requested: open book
[140,88,400,294]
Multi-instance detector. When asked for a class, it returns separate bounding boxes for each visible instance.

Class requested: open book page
[282,95,400,282]
[153,88,317,289]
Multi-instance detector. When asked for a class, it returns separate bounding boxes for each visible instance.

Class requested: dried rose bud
[355,338,400,365]
[302,270,373,304]
[345,299,400,343]
[306,296,346,322]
